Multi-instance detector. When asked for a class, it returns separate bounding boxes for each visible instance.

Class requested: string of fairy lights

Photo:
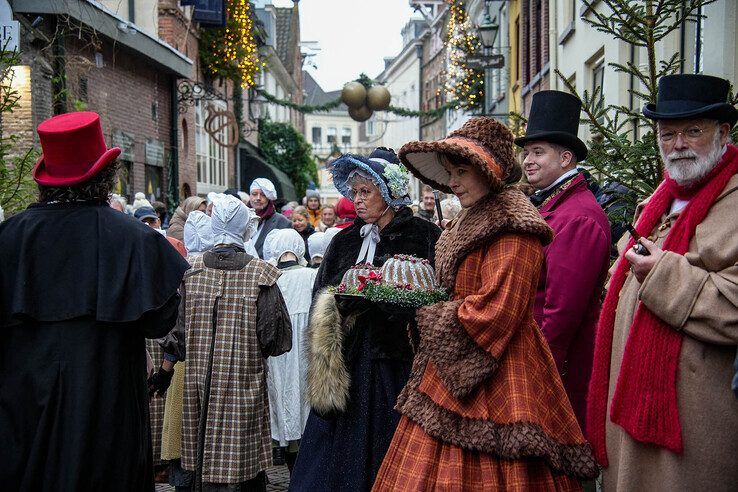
[203,0,262,88]
[203,0,482,111]
[444,0,484,111]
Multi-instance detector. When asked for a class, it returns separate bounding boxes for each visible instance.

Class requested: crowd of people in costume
[1,73,738,492]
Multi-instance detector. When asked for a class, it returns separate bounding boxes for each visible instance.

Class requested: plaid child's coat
[181,253,280,484]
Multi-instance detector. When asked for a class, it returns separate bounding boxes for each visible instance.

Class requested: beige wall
[549,0,717,143]
[703,1,738,83]
[98,0,158,37]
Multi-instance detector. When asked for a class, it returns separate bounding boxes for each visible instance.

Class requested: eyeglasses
[658,126,710,143]
[350,187,374,200]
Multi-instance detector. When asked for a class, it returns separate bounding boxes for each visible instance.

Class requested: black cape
[0,202,189,491]
[291,207,441,491]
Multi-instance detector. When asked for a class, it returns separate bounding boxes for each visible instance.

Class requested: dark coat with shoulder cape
[289,207,441,492]
[0,202,189,492]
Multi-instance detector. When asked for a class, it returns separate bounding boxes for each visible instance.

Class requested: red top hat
[33,111,121,186]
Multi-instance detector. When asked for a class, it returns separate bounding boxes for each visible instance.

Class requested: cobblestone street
[154,466,290,491]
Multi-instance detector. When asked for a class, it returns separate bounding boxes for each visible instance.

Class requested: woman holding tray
[372,118,598,491]
[289,147,441,491]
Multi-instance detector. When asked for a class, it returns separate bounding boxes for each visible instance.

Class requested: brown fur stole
[435,185,553,291]
[414,186,553,400]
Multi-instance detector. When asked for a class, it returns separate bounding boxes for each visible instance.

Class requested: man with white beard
[587,74,738,491]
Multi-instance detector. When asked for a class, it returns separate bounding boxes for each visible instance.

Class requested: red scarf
[255,200,275,221]
[587,144,738,466]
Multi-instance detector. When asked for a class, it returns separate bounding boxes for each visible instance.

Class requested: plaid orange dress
[373,190,598,491]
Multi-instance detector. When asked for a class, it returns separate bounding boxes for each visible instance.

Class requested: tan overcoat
[603,174,738,491]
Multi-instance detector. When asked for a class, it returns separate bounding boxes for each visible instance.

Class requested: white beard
[661,132,724,186]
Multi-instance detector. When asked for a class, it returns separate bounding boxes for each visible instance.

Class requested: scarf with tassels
[587,144,738,466]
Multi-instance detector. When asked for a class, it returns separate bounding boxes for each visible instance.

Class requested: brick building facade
[63,38,176,203]
[158,0,199,199]
[10,1,192,208]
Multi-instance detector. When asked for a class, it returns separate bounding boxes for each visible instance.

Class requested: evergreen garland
[256,88,343,113]
[256,88,455,119]
[387,103,455,118]
[330,282,448,308]
[362,281,449,308]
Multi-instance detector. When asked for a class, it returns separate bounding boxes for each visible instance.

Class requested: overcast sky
[272,0,420,92]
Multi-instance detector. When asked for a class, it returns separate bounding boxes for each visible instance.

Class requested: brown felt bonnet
[398,117,517,194]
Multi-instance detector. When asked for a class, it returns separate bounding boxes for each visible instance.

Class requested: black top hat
[514,90,588,162]
[642,74,738,127]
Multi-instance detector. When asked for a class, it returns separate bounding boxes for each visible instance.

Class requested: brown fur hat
[398,117,519,194]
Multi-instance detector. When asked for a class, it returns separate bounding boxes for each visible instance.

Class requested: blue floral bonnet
[331,147,412,209]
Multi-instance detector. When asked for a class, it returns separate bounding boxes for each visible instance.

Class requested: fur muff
[418,299,499,400]
[304,290,357,415]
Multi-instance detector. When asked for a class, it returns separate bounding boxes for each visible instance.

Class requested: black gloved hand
[334,294,369,317]
[148,366,174,398]
[374,301,418,323]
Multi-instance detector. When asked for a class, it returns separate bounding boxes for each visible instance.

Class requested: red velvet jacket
[534,173,611,434]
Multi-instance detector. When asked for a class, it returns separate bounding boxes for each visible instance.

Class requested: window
[523,0,546,85]
[591,58,605,123]
[565,0,576,25]
[592,59,604,95]
[366,121,375,136]
[312,127,322,146]
[113,161,132,201]
[490,5,508,100]
[327,127,337,145]
[145,164,162,202]
[341,127,351,147]
[195,99,229,193]
[533,0,542,76]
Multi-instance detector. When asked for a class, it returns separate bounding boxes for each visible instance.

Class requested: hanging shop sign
[466,54,505,70]
[0,21,18,52]
[176,79,226,113]
[190,0,226,28]
[204,107,239,149]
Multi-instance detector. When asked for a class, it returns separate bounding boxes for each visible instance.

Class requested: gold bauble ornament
[341,82,367,109]
[366,86,391,111]
[349,105,373,122]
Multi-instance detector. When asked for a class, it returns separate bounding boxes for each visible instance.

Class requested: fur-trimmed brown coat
[393,187,599,480]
